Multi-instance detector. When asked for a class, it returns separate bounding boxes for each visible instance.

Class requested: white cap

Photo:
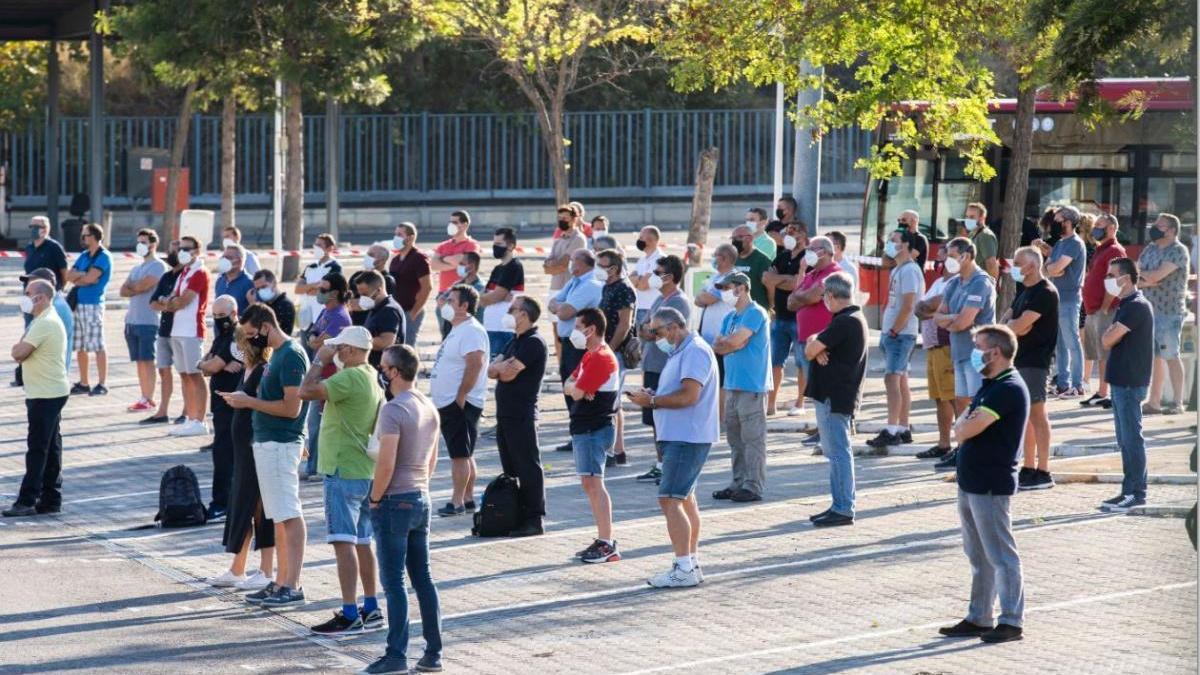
[324,325,373,351]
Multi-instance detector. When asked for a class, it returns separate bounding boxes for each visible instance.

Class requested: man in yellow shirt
[5,279,70,517]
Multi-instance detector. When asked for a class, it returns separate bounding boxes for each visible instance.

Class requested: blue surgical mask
[1091,227,1106,241]
[655,338,673,354]
[1009,266,1024,284]
[883,240,899,258]
[970,348,988,373]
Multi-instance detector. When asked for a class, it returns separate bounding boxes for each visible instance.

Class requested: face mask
[963,218,978,231]
[249,331,269,349]
[257,287,276,302]
[595,267,609,282]
[18,296,34,314]
[648,274,664,291]
[177,250,194,266]
[1104,277,1123,297]
[501,313,517,331]
[439,303,456,322]
[456,264,467,278]
[392,236,406,250]
[447,223,459,237]
[783,235,798,251]
[775,208,785,219]
[1092,228,1107,241]
[1009,266,1025,284]
[944,256,961,274]
[362,255,376,270]
[313,245,325,260]
[216,258,233,274]
[710,258,720,271]
[822,297,835,313]
[166,251,180,268]
[357,295,375,310]
[569,328,588,349]
[804,250,819,267]
[557,220,571,231]
[969,347,989,374]
[136,242,150,258]
[224,237,238,249]
[30,227,44,240]
[732,239,746,254]
[1148,227,1166,242]
[883,241,899,259]
[214,315,233,334]
[720,289,737,306]
[316,291,332,304]
[636,239,648,251]
[493,244,508,259]
[333,352,345,370]
[745,220,757,230]
[656,337,673,354]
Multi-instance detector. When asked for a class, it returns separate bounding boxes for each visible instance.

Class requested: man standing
[294,234,342,337]
[596,248,637,465]
[24,216,68,290]
[354,271,405,368]
[867,229,924,448]
[216,244,255,313]
[350,243,396,325]
[630,225,664,325]
[144,241,183,424]
[628,307,720,588]
[224,304,310,608]
[804,272,868,527]
[299,327,385,635]
[1138,213,1190,415]
[479,227,525,359]
[787,236,841,426]
[914,247,957,460]
[487,297,549,536]
[3,279,70,517]
[711,272,771,503]
[250,270,297,336]
[549,250,604,446]
[933,237,996,471]
[564,309,622,564]
[1099,258,1154,512]
[775,195,800,227]
[1036,205,1086,398]
[730,224,773,309]
[430,210,480,296]
[762,222,806,416]
[66,223,113,396]
[965,202,999,280]
[635,254,691,482]
[198,296,242,520]
[747,207,776,259]
[387,222,433,345]
[1080,214,1125,407]
[828,230,859,288]
[221,225,260,275]
[938,325,1028,644]
[429,285,489,517]
[1004,248,1059,491]
[120,228,167,413]
[881,210,929,270]
[167,236,211,437]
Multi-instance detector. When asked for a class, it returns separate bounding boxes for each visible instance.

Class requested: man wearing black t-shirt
[487,296,549,536]
[761,222,807,416]
[354,270,405,369]
[142,240,183,424]
[479,228,526,358]
[1003,247,1058,491]
[939,325,1028,645]
[349,244,396,327]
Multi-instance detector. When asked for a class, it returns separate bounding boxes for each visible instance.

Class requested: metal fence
[3,110,872,207]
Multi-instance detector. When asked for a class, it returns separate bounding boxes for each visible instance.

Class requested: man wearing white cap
[298,325,386,633]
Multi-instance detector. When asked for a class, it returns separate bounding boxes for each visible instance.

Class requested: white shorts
[170,337,204,374]
[252,440,304,521]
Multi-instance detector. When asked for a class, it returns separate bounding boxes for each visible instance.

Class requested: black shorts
[716,353,726,384]
[641,371,661,427]
[438,402,483,459]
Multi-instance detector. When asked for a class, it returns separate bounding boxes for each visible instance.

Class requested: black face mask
[248,328,269,349]
[775,208,786,220]
[166,252,180,267]
[493,244,508,259]
[732,239,746,254]
[557,220,571,230]
[635,239,647,252]
[1148,226,1166,241]
[214,316,234,335]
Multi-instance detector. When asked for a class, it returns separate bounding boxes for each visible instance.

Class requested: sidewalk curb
[1056,472,1197,486]
[1128,504,1193,518]
[1053,443,1118,458]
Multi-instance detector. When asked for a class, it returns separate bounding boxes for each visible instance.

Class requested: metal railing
[3,109,872,207]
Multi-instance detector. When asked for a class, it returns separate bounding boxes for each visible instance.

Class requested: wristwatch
[650,395,658,410]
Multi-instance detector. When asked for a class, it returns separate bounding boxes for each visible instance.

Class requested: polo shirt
[349,270,396,326]
[568,344,620,434]
[71,247,113,305]
[482,258,525,332]
[317,364,384,479]
[653,334,720,444]
[495,327,548,419]
[719,302,771,393]
[1105,291,1154,388]
[388,249,431,312]
[552,274,603,338]
[25,238,68,288]
[1011,279,1059,370]
[363,299,405,367]
[1082,241,1126,314]
[956,368,1030,496]
[943,268,996,362]
[805,305,868,415]
[1048,234,1086,303]
[216,271,255,313]
[21,307,69,400]
[795,263,839,341]
[433,237,481,292]
[252,339,310,444]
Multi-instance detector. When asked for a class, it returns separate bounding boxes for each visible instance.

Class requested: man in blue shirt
[1037,205,1087,397]
[711,272,771,503]
[548,249,603,412]
[215,244,255,313]
[65,223,114,396]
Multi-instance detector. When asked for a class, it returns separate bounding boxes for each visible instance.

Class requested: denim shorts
[953,358,983,398]
[1154,313,1184,359]
[770,319,801,370]
[323,474,374,544]
[657,441,712,499]
[124,324,158,362]
[880,332,917,374]
[572,425,616,476]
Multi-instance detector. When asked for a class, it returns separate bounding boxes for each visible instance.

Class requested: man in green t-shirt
[298,325,386,634]
[731,224,774,309]
[966,202,999,280]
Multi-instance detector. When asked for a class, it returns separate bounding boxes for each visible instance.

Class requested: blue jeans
[304,404,322,476]
[1110,385,1148,499]
[487,331,514,359]
[371,492,442,668]
[814,398,855,517]
[1055,299,1084,390]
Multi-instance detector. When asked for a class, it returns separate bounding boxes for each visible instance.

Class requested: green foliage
[0,42,46,132]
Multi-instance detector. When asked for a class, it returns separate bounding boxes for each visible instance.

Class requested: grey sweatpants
[724,390,767,495]
[958,490,1025,627]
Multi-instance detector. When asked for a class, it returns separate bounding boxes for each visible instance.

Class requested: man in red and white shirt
[428,210,481,294]
[166,235,211,437]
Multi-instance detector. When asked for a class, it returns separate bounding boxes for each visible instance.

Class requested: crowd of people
[3,197,1192,664]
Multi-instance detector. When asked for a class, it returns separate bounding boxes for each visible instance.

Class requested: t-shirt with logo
[956,369,1030,496]
[568,344,620,434]
[252,339,311,444]
[719,302,771,393]
[433,237,481,293]
[169,262,210,339]
[883,260,924,335]
[482,258,525,332]
[125,258,168,326]
[1138,241,1191,316]
[943,268,996,363]
[1010,279,1059,369]
[429,317,489,409]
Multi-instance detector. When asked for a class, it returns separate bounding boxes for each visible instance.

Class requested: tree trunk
[220,94,236,232]
[997,82,1037,311]
[687,147,720,265]
[540,108,570,206]
[282,80,304,282]
[163,81,197,240]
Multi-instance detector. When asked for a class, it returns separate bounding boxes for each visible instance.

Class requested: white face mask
[963,217,979,231]
[362,255,375,270]
[18,295,34,315]
[569,328,588,349]
[216,258,233,274]
[745,220,757,230]
[135,242,150,258]
[720,289,737,306]
[804,250,819,267]
[313,245,325,260]
[332,352,345,370]
[439,303,456,322]
[648,274,664,291]
[177,250,194,266]
[446,223,458,237]
[392,236,406,250]
[501,313,517,331]
[456,264,467,278]
[1104,277,1123,297]
[257,287,276,302]
[357,295,375,311]
[783,235,798,251]
[222,237,236,249]
[944,256,961,274]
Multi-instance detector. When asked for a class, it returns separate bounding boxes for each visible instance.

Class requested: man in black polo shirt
[487,296,548,536]
[353,270,405,369]
[25,217,69,290]
[1003,246,1058,490]
[939,324,1028,645]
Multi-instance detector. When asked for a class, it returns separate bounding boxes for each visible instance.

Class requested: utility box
[151,168,190,214]
[179,209,215,250]
[126,147,170,199]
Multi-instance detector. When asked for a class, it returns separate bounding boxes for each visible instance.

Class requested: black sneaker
[360,606,385,631]
[1099,494,1126,510]
[1097,397,1113,409]
[34,502,61,514]
[464,500,476,512]
[359,656,408,674]
[207,506,228,522]
[70,382,90,395]
[1022,470,1054,491]
[605,455,616,468]
[1079,393,1104,407]
[437,503,464,517]
[579,539,620,564]
[173,414,187,424]
[808,508,831,522]
[980,623,1023,643]
[1101,494,1145,513]
[802,433,821,446]
[938,619,991,638]
[933,449,958,472]
[866,430,900,448]
[245,581,278,604]
[2,503,36,517]
[811,510,854,527]
[636,466,662,483]
[260,585,306,608]
[310,610,364,635]
[415,655,443,672]
[1017,467,1035,489]
[898,429,913,444]
[555,442,573,453]
[140,414,169,425]
[89,383,108,396]
[915,445,951,459]
[613,452,628,466]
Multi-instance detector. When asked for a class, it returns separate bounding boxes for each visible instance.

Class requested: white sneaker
[695,565,705,584]
[207,569,247,588]
[235,570,272,591]
[174,419,209,437]
[647,563,700,588]
[787,404,805,417]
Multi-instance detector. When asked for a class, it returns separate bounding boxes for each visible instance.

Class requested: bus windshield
[861,155,983,257]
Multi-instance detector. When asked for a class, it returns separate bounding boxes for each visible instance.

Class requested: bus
[858,77,1195,321]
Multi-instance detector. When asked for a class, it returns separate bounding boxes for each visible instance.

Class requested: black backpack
[472,474,521,537]
[154,465,207,528]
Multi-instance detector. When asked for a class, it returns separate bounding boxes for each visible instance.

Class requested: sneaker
[245,581,278,604]
[359,656,409,674]
[89,383,108,396]
[898,429,914,444]
[1056,386,1082,400]
[938,619,991,638]
[579,539,620,564]
[2,503,37,517]
[801,433,821,446]
[139,415,169,425]
[915,445,951,459]
[415,655,443,672]
[70,382,90,395]
[1017,467,1035,489]
[464,501,477,512]
[809,508,831,522]
[206,569,246,588]
[1099,494,1126,510]
[787,403,804,417]
[1022,470,1054,491]
[555,442,573,453]
[173,414,188,424]
[694,564,705,584]
[647,562,700,588]
[605,455,616,468]
[1163,403,1184,415]
[207,506,228,522]
[310,610,364,635]
[170,419,209,437]
[235,570,272,592]
[1097,397,1113,409]
[260,585,306,609]
[360,607,385,631]
[1079,393,1104,407]
[811,510,854,527]
[127,398,156,412]
[34,502,61,514]
[980,623,1023,643]
[1100,494,1145,513]
[436,503,464,517]
[865,430,900,448]
[933,449,959,472]
[811,445,823,456]
[636,466,662,483]
[613,452,628,466]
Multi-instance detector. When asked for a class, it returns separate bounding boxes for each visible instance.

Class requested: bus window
[1145,175,1197,235]
[862,157,934,257]
[935,182,985,240]
[1026,175,1134,239]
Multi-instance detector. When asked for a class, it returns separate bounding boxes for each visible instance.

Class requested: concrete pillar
[45,40,60,238]
[88,26,104,226]
[325,97,340,241]
[791,62,823,232]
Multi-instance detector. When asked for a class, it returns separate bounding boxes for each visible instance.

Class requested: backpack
[154,465,208,528]
[471,474,521,537]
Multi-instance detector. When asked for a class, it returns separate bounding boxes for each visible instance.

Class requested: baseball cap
[324,325,373,351]
[19,267,55,284]
[718,271,752,288]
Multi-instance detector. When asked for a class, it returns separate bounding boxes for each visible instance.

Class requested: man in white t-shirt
[631,226,663,324]
[429,284,489,518]
[165,236,211,437]
[829,230,859,292]
[867,229,924,449]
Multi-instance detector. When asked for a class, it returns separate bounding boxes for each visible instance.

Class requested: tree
[0,42,46,134]
[414,0,660,205]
